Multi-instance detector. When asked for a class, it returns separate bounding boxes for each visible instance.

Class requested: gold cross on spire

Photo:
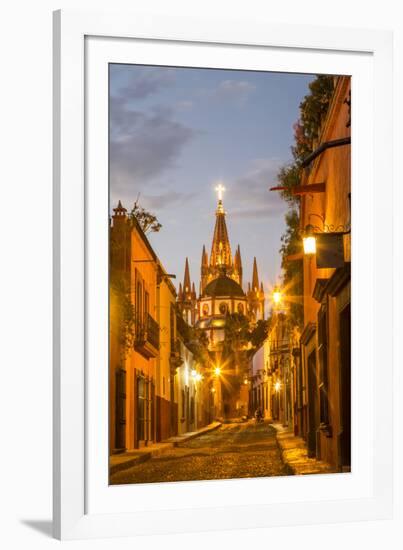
[215,183,226,202]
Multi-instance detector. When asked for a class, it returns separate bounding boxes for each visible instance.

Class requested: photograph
[0,0,398,545]
[108,64,351,485]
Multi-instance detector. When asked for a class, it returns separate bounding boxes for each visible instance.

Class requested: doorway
[307,350,318,457]
[115,369,126,450]
[339,304,351,470]
[137,375,152,446]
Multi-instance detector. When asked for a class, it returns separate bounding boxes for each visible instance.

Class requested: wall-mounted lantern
[302,223,350,269]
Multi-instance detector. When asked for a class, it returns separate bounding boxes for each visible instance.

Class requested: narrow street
[110,421,288,485]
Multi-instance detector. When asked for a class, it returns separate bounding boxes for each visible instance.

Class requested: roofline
[129,218,177,295]
[130,217,157,261]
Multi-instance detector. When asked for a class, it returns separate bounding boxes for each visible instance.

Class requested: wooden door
[339,304,351,469]
[307,350,318,457]
[115,369,126,450]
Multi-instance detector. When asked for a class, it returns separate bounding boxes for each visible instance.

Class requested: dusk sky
[109,64,315,297]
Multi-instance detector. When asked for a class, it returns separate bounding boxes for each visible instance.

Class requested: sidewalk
[110,421,222,476]
[271,423,336,475]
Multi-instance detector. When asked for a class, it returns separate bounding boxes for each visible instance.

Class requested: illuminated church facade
[177,185,265,419]
[177,185,265,344]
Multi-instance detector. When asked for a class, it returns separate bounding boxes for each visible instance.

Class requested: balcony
[170,339,183,373]
[134,313,159,359]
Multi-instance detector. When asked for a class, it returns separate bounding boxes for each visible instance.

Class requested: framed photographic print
[53,9,394,540]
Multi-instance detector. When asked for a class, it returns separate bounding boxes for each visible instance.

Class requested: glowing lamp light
[195,373,203,382]
[303,225,317,255]
[244,379,248,385]
[272,287,282,306]
[214,366,222,377]
[275,381,281,392]
[303,236,317,255]
[191,369,197,378]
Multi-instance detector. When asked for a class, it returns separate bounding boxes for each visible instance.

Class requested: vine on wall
[277,75,334,328]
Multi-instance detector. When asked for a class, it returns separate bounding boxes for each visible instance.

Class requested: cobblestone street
[110,421,288,485]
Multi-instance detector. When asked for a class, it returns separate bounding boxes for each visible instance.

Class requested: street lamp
[272,286,283,306]
[274,380,281,392]
[214,366,222,377]
[302,221,351,267]
[302,224,317,255]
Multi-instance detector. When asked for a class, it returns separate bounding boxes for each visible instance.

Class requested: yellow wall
[300,76,351,468]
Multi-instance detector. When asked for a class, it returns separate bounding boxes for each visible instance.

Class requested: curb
[272,427,296,476]
[110,422,222,476]
[272,424,335,476]
[110,443,173,476]
[170,421,222,447]
[274,434,296,476]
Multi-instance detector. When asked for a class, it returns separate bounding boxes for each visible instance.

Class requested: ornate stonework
[177,189,265,327]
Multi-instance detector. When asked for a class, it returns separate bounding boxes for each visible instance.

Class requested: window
[137,375,154,442]
[137,376,145,441]
[190,397,195,424]
[219,302,227,315]
[135,270,143,332]
[144,290,149,315]
[237,302,244,314]
[181,389,185,418]
[170,304,175,353]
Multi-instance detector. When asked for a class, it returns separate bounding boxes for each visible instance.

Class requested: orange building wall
[300,76,351,468]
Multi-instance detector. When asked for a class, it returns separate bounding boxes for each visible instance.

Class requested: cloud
[203,79,256,105]
[139,191,197,211]
[109,96,195,205]
[117,67,176,101]
[218,79,256,96]
[175,99,194,111]
[229,158,288,220]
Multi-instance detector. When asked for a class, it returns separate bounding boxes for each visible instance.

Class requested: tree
[296,75,334,155]
[276,75,334,329]
[128,196,162,234]
[224,313,250,350]
[249,319,270,351]
[277,163,301,206]
[176,312,210,365]
[279,209,303,327]
[110,231,136,362]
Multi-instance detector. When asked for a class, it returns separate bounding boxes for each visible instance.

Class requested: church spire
[201,244,208,267]
[252,257,259,291]
[178,259,197,326]
[200,244,209,294]
[210,184,232,270]
[234,245,243,269]
[234,245,243,287]
[183,257,191,294]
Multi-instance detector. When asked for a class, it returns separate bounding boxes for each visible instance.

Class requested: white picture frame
[53,9,393,540]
